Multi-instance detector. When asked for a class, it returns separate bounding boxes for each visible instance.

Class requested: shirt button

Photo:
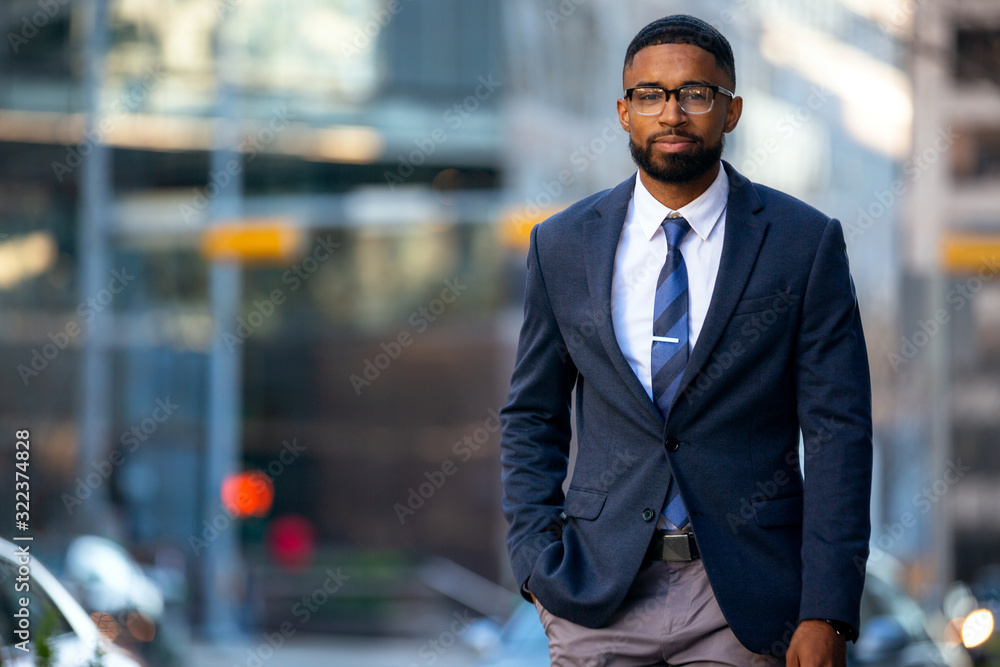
[642,508,655,522]
[665,437,680,452]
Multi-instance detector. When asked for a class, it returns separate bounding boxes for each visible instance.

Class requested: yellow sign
[497,204,569,252]
[201,220,303,263]
[941,234,1000,272]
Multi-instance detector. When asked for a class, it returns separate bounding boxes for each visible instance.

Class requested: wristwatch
[821,618,856,641]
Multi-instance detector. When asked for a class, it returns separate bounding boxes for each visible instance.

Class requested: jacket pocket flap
[752,494,803,527]
[732,290,797,317]
[564,488,607,520]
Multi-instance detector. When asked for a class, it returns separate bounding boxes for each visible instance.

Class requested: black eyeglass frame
[623,84,735,115]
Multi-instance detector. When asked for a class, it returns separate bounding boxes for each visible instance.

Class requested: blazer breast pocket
[731,289,798,318]
[564,487,607,521]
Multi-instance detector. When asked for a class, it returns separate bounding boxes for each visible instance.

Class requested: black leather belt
[646,531,700,561]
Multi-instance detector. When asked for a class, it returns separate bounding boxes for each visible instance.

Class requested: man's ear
[723,95,743,133]
[617,97,630,132]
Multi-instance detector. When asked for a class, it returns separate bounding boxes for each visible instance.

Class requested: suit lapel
[585,174,664,427]
[673,162,768,412]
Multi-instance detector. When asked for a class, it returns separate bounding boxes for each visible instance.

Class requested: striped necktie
[651,214,691,532]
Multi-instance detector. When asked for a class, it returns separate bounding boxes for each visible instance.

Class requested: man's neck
[639,162,721,210]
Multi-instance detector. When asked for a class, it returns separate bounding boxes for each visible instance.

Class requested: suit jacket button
[642,508,655,522]
[665,437,680,452]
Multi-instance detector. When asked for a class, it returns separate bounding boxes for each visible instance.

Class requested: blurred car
[854,555,970,667]
[50,535,188,666]
[464,598,549,667]
[63,537,164,623]
[0,537,143,666]
[467,555,971,667]
[964,567,1000,663]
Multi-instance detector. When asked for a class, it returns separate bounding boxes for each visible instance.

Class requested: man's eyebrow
[631,79,715,88]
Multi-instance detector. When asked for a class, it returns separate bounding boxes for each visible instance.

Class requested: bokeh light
[962,609,995,649]
[221,471,274,518]
[266,514,318,570]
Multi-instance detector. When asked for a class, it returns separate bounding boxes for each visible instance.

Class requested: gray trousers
[533,558,785,666]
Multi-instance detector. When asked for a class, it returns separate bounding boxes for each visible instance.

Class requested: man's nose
[657,95,687,125]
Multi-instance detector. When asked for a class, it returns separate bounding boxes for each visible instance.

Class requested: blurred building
[902,0,1000,596]
[0,0,509,638]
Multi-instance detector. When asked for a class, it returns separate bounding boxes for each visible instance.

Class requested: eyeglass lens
[631,86,715,115]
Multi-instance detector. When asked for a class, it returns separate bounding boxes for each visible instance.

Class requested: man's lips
[652,135,697,153]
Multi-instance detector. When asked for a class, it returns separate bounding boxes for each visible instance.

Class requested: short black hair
[623,15,736,90]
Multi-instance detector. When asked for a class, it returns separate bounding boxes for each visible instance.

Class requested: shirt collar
[631,162,730,242]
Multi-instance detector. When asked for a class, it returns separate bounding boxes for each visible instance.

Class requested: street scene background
[1,0,999,665]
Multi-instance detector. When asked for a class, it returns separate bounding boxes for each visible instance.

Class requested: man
[499,14,872,667]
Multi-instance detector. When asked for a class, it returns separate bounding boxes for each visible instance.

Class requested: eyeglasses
[624,84,734,115]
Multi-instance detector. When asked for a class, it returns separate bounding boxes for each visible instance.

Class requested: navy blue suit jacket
[499,161,873,655]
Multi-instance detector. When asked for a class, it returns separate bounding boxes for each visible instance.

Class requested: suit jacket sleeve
[500,223,578,600]
[794,218,873,636]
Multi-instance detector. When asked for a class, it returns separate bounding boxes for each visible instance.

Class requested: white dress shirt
[611,163,730,401]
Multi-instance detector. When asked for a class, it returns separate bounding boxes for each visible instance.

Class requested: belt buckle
[662,533,693,561]
[648,531,699,561]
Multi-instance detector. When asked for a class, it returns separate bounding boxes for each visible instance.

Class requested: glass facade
[0,0,508,639]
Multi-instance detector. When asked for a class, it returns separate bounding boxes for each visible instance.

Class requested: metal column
[77,0,112,530]
[201,9,244,640]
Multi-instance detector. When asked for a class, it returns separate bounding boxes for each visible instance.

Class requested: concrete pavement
[185,635,479,667]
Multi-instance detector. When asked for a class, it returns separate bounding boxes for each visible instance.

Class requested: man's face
[617,43,742,185]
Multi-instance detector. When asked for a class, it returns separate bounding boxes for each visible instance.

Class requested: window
[383,0,501,99]
[952,127,1000,179]
[955,28,1000,86]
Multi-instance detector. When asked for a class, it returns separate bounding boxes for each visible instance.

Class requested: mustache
[647,130,700,143]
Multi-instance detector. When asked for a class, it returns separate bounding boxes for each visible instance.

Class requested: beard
[629,131,725,185]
